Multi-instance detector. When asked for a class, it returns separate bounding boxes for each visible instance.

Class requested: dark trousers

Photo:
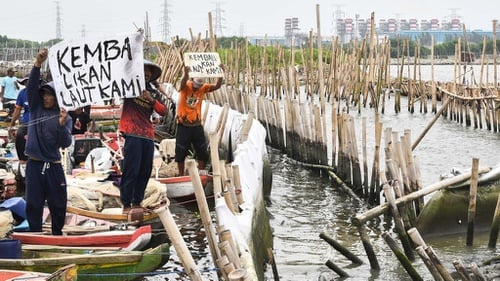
[120,136,154,208]
[15,124,28,161]
[25,160,67,235]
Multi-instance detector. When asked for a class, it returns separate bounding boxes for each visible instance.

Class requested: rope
[17,114,59,128]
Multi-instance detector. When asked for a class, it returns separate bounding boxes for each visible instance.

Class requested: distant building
[248,16,498,46]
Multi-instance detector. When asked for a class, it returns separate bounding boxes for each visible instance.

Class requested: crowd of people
[0,48,225,232]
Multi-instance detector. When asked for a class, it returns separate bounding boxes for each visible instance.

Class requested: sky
[1,0,499,43]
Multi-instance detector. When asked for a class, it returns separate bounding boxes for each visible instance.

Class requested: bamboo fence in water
[148,12,500,279]
[152,13,499,205]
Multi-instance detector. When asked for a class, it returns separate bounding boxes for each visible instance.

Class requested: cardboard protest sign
[48,32,145,110]
[183,52,224,78]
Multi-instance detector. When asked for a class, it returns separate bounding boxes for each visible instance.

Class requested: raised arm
[179,66,190,91]
[209,64,225,92]
[27,48,48,109]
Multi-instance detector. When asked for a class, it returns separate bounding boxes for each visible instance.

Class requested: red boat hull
[11,225,151,249]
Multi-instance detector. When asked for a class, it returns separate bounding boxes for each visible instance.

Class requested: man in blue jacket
[24,48,73,235]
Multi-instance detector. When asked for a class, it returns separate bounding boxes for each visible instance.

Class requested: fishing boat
[0,264,78,281]
[415,163,500,238]
[0,243,169,281]
[11,225,152,251]
[66,205,159,224]
[157,173,213,200]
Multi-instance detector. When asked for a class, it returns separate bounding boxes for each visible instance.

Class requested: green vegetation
[214,35,500,64]
[0,35,62,48]
[2,33,499,64]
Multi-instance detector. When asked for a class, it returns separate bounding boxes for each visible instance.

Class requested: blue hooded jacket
[24,67,72,163]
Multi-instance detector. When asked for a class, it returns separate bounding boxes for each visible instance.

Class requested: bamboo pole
[412,97,452,150]
[488,193,500,248]
[468,262,486,281]
[228,268,249,281]
[354,166,490,224]
[267,248,280,281]
[217,255,234,281]
[187,159,221,263]
[466,157,479,246]
[362,117,369,197]
[369,116,382,204]
[416,246,443,281]
[327,170,364,203]
[453,260,472,281]
[219,240,240,269]
[382,181,415,261]
[494,20,498,86]
[424,246,454,281]
[155,205,204,281]
[232,165,245,205]
[382,232,422,281]
[209,132,223,196]
[407,227,427,248]
[354,222,379,270]
[224,163,239,213]
[319,232,363,264]
[325,260,349,278]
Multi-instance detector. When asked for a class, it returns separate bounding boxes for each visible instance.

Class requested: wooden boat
[11,225,152,251]
[416,163,500,238]
[66,205,159,224]
[0,264,78,281]
[157,173,213,200]
[89,104,122,120]
[0,243,169,281]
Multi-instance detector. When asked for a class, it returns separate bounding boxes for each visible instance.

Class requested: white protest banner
[48,32,145,110]
[183,52,223,78]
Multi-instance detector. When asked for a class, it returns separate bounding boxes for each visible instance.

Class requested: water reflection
[265,82,499,280]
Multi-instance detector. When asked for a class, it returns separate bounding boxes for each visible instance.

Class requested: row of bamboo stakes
[153,16,499,201]
[148,8,500,280]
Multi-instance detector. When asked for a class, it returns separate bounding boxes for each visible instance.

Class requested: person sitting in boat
[175,65,224,176]
[24,48,73,235]
[118,60,169,218]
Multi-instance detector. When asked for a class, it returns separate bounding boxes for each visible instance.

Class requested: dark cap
[7,67,16,73]
[144,59,162,82]
[40,81,56,96]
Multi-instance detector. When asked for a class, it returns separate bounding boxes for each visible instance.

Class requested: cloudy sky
[2,0,499,42]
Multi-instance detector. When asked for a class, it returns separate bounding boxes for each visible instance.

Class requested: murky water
[264,88,500,280]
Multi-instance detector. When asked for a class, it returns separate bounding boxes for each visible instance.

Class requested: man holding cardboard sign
[176,52,224,175]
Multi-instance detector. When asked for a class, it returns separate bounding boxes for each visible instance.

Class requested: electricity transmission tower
[55,1,62,39]
[213,1,225,37]
[161,0,171,43]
